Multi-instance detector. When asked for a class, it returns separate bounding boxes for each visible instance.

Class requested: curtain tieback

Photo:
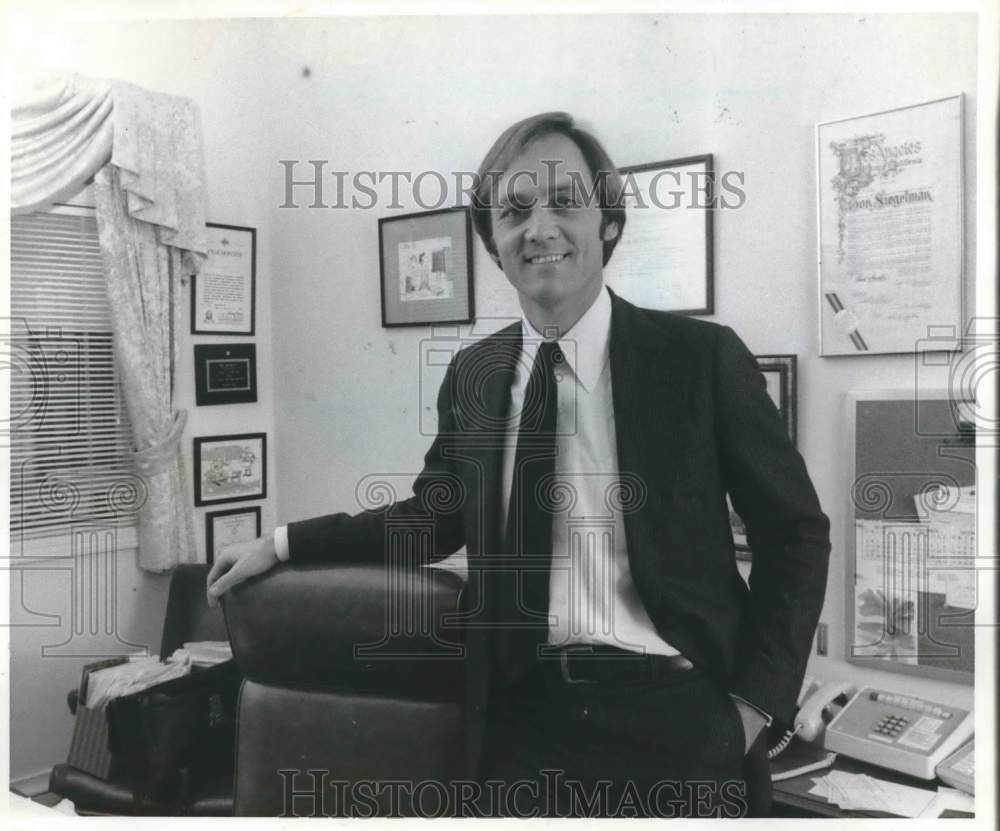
[133,409,187,477]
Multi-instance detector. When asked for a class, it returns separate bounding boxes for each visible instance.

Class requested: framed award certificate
[817,97,964,355]
[192,223,256,335]
[205,506,262,565]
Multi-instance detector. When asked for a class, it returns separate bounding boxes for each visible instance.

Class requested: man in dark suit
[208,112,830,818]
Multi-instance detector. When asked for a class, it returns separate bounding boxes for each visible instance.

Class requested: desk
[771,755,973,818]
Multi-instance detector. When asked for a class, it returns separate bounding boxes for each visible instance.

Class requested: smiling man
[208,112,831,818]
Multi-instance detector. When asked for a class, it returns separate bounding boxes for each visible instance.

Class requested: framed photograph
[604,155,714,316]
[845,390,974,683]
[731,354,798,560]
[194,343,257,406]
[194,432,267,506]
[378,206,474,327]
[817,96,963,355]
[205,506,261,566]
[192,223,256,335]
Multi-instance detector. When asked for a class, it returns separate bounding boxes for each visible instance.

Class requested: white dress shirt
[505,286,679,655]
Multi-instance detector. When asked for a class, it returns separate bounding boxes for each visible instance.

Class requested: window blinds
[10,208,137,538]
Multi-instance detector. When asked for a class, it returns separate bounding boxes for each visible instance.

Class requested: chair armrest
[223,563,465,697]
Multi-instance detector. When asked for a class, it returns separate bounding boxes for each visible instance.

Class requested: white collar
[519,286,611,392]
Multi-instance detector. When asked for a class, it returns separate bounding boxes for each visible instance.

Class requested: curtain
[12,75,209,571]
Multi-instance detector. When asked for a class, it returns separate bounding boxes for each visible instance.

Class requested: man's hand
[206,535,280,608]
[731,697,768,755]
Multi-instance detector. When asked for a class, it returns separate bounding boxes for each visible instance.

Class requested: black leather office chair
[224,563,466,817]
[49,564,235,816]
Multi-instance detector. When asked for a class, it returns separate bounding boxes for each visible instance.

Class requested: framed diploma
[194,343,257,406]
[817,96,964,355]
[205,506,261,565]
[194,432,267,506]
[379,207,475,327]
[731,354,797,560]
[192,223,256,335]
[604,155,714,316]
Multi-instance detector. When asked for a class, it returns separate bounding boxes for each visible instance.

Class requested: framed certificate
[194,432,267,506]
[192,223,256,335]
[194,343,257,406]
[378,207,475,327]
[604,155,714,316]
[205,506,262,565]
[817,96,964,355]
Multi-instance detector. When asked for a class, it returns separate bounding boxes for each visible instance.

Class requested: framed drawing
[194,432,267,506]
[206,506,261,566]
[604,155,714,316]
[194,343,257,406]
[817,96,964,355]
[192,223,256,335]
[731,354,798,560]
[378,207,474,327]
[845,390,974,684]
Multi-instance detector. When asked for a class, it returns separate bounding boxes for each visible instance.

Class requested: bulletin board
[846,390,975,684]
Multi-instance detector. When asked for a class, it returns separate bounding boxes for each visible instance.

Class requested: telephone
[770,678,975,782]
[767,676,855,759]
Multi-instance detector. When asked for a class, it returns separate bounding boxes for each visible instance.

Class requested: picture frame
[194,432,267,506]
[816,96,963,355]
[378,206,475,327]
[604,155,714,316]
[731,354,798,560]
[844,389,974,684]
[194,343,257,406]
[192,223,256,335]
[205,506,262,566]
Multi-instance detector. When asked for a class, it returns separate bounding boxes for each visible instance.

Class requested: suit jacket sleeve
[714,326,831,726]
[285,357,468,565]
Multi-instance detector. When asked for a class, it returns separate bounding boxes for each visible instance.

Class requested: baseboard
[10,767,53,798]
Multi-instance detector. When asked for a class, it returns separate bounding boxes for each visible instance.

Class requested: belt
[541,644,695,686]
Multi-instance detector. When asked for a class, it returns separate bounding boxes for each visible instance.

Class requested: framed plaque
[194,343,257,406]
[604,155,714,316]
[817,96,964,355]
[730,354,798,560]
[205,506,262,565]
[378,207,475,327]
[192,223,256,335]
[194,432,266,506]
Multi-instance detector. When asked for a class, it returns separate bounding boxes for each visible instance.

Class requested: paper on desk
[917,786,975,818]
[809,771,937,817]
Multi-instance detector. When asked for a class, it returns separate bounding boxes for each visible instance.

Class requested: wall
[7,11,983,786]
[8,19,278,785]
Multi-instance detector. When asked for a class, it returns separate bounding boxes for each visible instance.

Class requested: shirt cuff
[729,693,773,727]
[274,525,290,561]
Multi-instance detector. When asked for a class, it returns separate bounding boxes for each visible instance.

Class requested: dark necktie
[495,339,562,681]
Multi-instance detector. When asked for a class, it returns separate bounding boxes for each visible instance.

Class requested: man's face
[492,133,618,316]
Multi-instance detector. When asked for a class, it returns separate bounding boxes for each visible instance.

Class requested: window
[9,204,137,543]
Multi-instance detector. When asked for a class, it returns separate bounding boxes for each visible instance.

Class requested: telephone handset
[768,676,857,759]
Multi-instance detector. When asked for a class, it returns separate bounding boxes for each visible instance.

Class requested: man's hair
[469,112,627,267]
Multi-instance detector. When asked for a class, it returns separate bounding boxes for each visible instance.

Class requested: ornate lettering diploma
[817,96,964,355]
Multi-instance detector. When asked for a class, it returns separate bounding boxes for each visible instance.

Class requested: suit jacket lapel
[460,322,521,561]
[608,290,694,559]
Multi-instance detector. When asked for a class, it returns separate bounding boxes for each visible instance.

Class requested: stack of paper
[179,640,233,666]
[808,771,937,817]
[84,653,192,709]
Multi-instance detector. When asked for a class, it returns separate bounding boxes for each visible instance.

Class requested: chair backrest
[160,564,229,657]
[223,563,466,817]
